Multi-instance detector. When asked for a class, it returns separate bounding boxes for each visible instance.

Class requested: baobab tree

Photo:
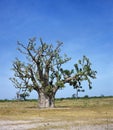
[10,38,97,108]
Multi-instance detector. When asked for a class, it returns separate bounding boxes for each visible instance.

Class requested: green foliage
[55,81,65,88]
[44,85,53,96]
[19,92,30,100]
[10,38,97,101]
[73,56,97,90]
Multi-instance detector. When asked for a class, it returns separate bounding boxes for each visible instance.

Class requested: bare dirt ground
[0,119,113,130]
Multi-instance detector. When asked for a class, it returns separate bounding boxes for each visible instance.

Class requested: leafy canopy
[10,38,97,96]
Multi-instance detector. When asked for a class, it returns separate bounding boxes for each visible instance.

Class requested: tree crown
[10,38,97,96]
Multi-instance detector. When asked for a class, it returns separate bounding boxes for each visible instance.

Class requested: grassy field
[0,97,113,130]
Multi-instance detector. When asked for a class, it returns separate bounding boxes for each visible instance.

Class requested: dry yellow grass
[0,97,113,130]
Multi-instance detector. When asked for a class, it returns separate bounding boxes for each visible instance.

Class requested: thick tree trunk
[38,91,55,108]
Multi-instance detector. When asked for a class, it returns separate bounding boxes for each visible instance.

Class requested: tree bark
[38,91,55,108]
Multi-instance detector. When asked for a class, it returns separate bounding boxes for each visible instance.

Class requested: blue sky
[0,0,113,99]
